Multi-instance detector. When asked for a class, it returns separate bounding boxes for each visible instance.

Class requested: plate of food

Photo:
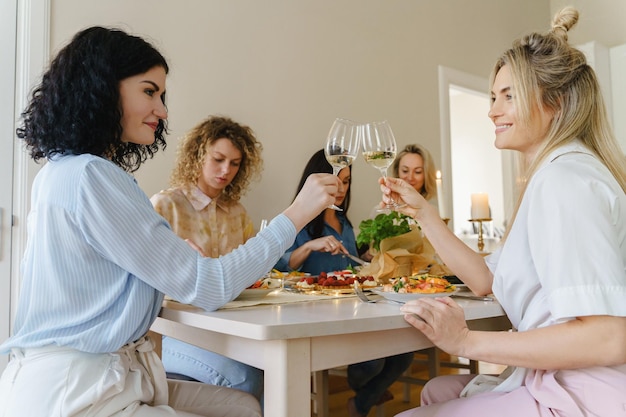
[371,288,459,303]
[293,270,378,293]
[235,288,275,300]
[372,275,458,303]
[271,270,310,284]
[235,276,282,300]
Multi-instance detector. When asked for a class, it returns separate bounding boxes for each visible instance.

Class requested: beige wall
[551,0,626,47]
[51,0,614,230]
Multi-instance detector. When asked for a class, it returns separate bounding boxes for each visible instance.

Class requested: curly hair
[170,116,263,202]
[293,149,352,239]
[391,143,437,201]
[16,26,169,172]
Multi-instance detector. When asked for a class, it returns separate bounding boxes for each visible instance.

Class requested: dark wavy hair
[294,149,352,239]
[170,115,264,203]
[16,26,169,172]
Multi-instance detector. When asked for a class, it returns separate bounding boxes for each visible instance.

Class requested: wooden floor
[316,353,506,417]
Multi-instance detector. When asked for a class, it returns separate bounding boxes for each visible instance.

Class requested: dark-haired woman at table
[276,149,414,417]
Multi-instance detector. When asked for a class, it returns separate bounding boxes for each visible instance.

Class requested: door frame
[0,0,49,371]
[0,0,19,370]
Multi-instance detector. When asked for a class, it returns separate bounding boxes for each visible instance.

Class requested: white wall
[550,0,626,47]
[48,0,551,229]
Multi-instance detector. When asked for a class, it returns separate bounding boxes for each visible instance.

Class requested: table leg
[263,338,311,417]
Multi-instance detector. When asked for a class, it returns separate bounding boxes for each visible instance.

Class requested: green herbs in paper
[356,211,413,251]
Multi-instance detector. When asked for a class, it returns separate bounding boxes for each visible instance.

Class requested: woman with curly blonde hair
[151,115,265,404]
[169,116,263,204]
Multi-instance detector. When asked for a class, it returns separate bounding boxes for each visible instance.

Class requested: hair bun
[551,6,579,40]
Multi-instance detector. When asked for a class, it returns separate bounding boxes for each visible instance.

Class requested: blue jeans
[348,352,414,415]
[161,337,264,406]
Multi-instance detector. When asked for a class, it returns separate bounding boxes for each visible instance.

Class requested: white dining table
[151,295,510,417]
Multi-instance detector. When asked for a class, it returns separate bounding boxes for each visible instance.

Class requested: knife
[345,253,369,266]
[451,294,494,301]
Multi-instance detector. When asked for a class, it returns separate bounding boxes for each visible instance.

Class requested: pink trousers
[395,366,626,417]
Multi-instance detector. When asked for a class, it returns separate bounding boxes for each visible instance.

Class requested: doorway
[438,66,517,252]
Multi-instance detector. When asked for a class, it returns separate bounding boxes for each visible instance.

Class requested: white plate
[235,288,274,300]
[370,288,459,303]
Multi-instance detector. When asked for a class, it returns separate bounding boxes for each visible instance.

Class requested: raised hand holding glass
[361,120,403,211]
[324,118,360,211]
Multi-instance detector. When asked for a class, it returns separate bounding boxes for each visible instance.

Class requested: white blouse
[485,140,626,391]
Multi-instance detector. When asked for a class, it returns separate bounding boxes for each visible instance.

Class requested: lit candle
[471,193,490,220]
[436,170,446,218]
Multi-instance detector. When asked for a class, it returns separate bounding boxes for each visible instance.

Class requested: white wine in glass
[324,118,360,210]
[361,120,403,211]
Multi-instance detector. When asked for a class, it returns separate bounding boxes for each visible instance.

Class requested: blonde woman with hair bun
[385,7,626,416]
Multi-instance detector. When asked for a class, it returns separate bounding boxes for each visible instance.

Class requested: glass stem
[381,169,401,208]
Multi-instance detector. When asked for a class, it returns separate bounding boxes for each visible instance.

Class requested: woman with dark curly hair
[0,26,341,417]
[151,116,265,403]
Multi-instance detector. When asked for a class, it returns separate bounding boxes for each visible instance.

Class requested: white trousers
[0,336,261,417]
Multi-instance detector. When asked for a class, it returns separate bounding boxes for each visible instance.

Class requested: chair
[311,367,386,417]
[397,347,478,401]
[147,330,163,358]
[311,349,478,416]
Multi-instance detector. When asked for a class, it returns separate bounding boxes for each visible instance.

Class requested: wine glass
[361,120,402,211]
[324,118,360,211]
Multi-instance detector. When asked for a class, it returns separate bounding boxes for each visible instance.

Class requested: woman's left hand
[400,296,470,357]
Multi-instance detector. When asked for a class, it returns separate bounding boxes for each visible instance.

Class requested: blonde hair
[492,7,626,239]
[391,143,438,201]
[170,116,263,202]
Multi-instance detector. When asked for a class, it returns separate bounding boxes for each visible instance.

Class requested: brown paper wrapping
[358,227,452,283]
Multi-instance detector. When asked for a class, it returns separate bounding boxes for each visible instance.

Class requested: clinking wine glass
[324,118,360,211]
[361,120,403,211]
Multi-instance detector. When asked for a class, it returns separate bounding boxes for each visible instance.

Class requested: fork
[353,282,403,304]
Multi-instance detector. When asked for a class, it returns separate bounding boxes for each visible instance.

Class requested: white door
[0,0,18,371]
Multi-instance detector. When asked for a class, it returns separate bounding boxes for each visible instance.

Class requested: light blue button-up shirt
[1,154,295,354]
